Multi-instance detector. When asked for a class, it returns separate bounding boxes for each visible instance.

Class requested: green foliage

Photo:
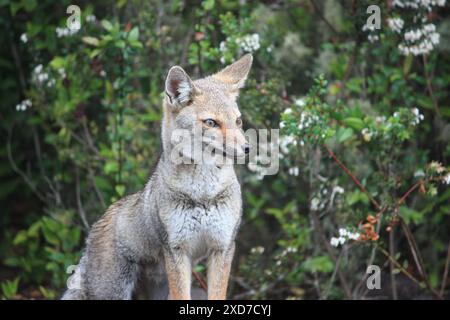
[4,215,81,289]
[1,277,20,300]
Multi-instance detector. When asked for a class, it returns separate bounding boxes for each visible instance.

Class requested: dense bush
[0,0,449,299]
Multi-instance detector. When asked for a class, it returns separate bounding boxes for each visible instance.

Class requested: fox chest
[164,201,239,257]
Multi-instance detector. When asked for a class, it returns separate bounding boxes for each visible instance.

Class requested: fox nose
[242,143,251,154]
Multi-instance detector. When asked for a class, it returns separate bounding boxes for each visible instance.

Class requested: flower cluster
[388,0,446,56]
[387,17,405,33]
[392,0,446,10]
[236,33,261,53]
[33,64,55,87]
[310,185,345,211]
[56,26,79,38]
[359,214,380,242]
[15,99,32,112]
[362,21,380,43]
[330,228,361,247]
[398,23,440,55]
[411,107,425,125]
[288,167,299,176]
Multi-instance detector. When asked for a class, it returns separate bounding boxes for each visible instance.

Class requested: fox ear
[165,66,198,109]
[213,54,253,91]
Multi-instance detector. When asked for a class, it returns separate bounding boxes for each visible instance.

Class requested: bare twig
[377,246,423,288]
[309,0,339,36]
[310,208,353,299]
[440,241,450,297]
[7,125,46,202]
[87,166,106,209]
[192,271,207,292]
[389,227,398,300]
[422,55,439,115]
[324,144,381,210]
[400,218,442,299]
[75,167,90,230]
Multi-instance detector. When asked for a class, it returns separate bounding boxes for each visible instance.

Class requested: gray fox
[62,54,253,300]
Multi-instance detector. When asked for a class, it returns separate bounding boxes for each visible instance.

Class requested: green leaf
[115,184,125,196]
[343,117,364,131]
[23,0,36,11]
[49,56,65,69]
[101,19,113,31]
[400,206,424,225]
[202,0,215,11]
[13,230,28,245]
[128,27,139,42]
[346,190,369,205]
[302,256,333,273]
[104,161,119,174]
[82,36,99,46]
[337,127,354,143]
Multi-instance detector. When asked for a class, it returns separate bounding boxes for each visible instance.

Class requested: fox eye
[203,118,219,128]
[236,117,242,127]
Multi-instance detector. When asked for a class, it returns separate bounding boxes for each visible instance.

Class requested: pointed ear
[213,54,253,90]
[165,66,198,109]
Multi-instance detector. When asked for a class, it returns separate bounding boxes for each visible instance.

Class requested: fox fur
[61,54,253,300]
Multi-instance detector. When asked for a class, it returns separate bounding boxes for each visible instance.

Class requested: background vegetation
[0,0,449,300]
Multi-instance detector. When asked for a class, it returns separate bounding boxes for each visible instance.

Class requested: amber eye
[203,118,219,128]
[236,117,243,127]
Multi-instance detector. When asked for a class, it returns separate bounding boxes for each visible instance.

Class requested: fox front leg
[164,249,192,300]
[207,243,235,300]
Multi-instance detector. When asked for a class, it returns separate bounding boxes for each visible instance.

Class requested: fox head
[162,54,253,165]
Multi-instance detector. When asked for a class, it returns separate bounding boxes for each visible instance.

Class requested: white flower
[288,167,299,176]
[34,64,43,74]
[348,232,360,240]
[294,98,306,107]
[368,34,379,43]
[330,237,340,247]
[339,228,348,237]
[279,121,286,129]
[332,227,360,245]
[20,33,28,43]
[361,128,373,142]
[311,197,320,211]
[15,99,32,111]
[86,14,96,23]
[58,68,66,78]
[333,186,345,194]
[280,135,297,154]
[443,174,450,185]
[251,246,265,254]
[56,26,79,38]
[283,108,292,115]
[388,17,404,33]
[411,107,424,125]
[414,169,425,178]
[236,33,260,53]
[47,78,56,87]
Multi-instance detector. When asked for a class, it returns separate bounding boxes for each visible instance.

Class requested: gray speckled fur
[62,54,253,300]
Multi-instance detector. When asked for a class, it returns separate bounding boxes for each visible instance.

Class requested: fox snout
[222,129,250,159]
